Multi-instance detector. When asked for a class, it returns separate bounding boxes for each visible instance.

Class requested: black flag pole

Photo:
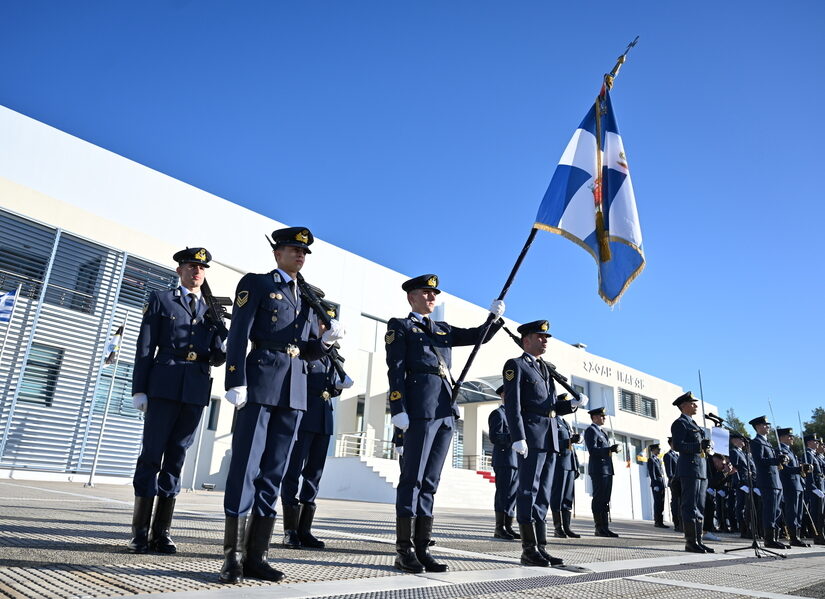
[450,38,639,402]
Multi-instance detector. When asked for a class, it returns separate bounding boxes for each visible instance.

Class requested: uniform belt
[408,366,448,378]
[252,341,289,351]
[521,408,553,417]
[160,348,210,363]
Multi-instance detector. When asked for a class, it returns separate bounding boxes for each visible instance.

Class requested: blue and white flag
[534,89,644,305]
[0,289,17,323]
[104,323,125,365]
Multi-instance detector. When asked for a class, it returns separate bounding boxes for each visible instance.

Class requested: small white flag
[0,289,17,323]
[104,323,125,365]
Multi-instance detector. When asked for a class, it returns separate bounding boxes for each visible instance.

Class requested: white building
[0,105,716,522]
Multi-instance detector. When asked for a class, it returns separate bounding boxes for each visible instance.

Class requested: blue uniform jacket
[300,355,341,435]
[488,406,517,469]
[817,453,825,491]
[132,288,226,406]
[804,448,822,491]
[584,423,614,476]
[779,443,804,492]
[502,353,557,451]
[386,313,502,419]
[647,455,665,488]
[555,416,579,472]
[728,446,754,488]
[664,450,679,484]
[224,270,325,408]
[750,435,782,490]
[671,414,707,480]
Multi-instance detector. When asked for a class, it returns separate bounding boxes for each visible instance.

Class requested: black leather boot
[813,533,825,546]
[740,518,752,539]
[534,520,563,566]
[297,503,325,549]
[149,496,177,554]
[683,521,704,553]
[494,512,514,539]
[395,517,424,573]
[243,515,285,582]
[790,528,810,547]
[764,527,786,549]
[696,522,715,553]
[519,522,549,567]
[414,516,448,572]
[281,503,301,548]
[219,516,246,584]
[551,510,566,538]
[504,514,520,539]
[562,510,580,538]
[127,496,154,554]
[596,512,619,537]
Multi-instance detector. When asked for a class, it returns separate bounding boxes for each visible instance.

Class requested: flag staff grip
[450,228,538,401]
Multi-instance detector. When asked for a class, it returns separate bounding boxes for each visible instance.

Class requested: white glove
[489,299,505,319]
[225,386,248,408]
[132,393,148,413]
[740,485,750,493]
[753,487,762,496]
[336,375,354,390]
[814,489,825,499]
[512,439,528,456]
[395,446,404,457]
[653,485,661,492]
[572,393,589,408]
[718,489,726,498]
[322,319,345,344]
[392,412,410,431]
[707,488,716,496]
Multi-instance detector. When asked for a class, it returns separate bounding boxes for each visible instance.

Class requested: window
[93,362,138,417]
[0,209,55,298]
[119,257,178,309]
[619,389,658,419]
[19,344,64,406]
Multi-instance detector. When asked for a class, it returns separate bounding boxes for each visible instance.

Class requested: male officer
[585,406,619,537]
[777,428,810,547]
[664,437,681,531]
[551,393,585,539]
[804,435,825,544]
[386,274,504,573]
[671,391,714,553]
[502,319,566,567]
[281,300,353,550]
[219,227,345,584]
[647,443,668,528]
[750,415,789,549]
[129,247,226,554]
[489,385,519,540]
[729,434,756,538]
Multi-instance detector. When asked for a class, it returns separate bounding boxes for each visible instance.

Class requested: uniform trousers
[670,478,682,525]
[516,451,554,523]
[133,398,204,497]
[224,404,301,518]
[760,487,782,530]
[782,486,803,530]
[493,463,518,516]
[550,467,576,512]
[680,477,707,524]
[590,474,613,514]
[651,486,665,522]
[396,416,453,518]
[281,430,331,506]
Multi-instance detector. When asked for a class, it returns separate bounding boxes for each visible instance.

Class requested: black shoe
[494,512,515,540]
[127,496,154,554]
[243,515,285,582]
[790,529,810,548]
[551,510,566,538]
[298,503,326,549]
[219,516,246,584]
[149,496,177,554]
[503,514,520,539]
[763,528,787,550]
[654,521,669,529]
[561,511,580,539]
[683,522,704,553]
[519,523,549,567]
[395,517,424,573]
[414,516,447,572]
[281,503,301,549]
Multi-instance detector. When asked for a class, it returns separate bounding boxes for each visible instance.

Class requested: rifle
[200,279,231,337]
[295,273,348,382]
[501,325,582,402]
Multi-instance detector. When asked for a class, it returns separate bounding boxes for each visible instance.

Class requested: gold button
[272,316,278,322]
[270,292,276,299]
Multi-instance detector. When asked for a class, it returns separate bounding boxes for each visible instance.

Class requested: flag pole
[450,38,639,402]
[0,284,23,373]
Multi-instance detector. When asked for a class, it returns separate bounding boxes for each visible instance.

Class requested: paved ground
[1,479,824,599]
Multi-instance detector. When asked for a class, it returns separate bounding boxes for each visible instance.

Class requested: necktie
[188,294,198,316]
[423,316,432,332]
[288,280,297,301]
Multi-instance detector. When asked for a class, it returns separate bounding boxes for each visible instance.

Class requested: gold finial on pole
[604,36,639,91]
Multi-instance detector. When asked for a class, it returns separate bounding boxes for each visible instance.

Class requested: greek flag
[0,289,16,323]
[534,89,644,305]
[104,323,124,365]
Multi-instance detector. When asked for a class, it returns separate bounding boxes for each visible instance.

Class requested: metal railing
[461,453,492,472]
[335,432,396,460]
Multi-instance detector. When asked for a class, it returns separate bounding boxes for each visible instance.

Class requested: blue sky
[1,1,823,428]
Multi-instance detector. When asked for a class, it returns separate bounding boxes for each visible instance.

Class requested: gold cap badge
[427,276,438,288]
[194,248,207,261]
[541,322,549,332]
[295,230,309,243]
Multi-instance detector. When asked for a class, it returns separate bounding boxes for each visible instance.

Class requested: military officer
[129,247,226,554]
[749,415,789,549]
[647,443,668,528]
[777,427,810,547]
[664,437,681,531]
[551,393,585,539]
[671,392,714,553]
[219,227,345,584]
[281,300,353,550]
[489,385,519,540]
[585,406,620,537]
[386,273,505,573]
[729,433,756,538]
[803,435,825,544]
[815,438,825,541]
[502,319,568,567]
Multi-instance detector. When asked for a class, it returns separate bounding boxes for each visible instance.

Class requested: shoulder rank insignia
[390,391,402,401]
[142,302,149,315]
[436,331,447,335]
[236,291,249,307]
[504,370,515,381]
[411,327,422,334]
[385,330,395,344]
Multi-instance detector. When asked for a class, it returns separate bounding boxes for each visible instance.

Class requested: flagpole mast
[0,284,23,374]
[450,38,638,402]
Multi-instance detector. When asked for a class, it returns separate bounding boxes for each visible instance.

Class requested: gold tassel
[595,211,612,262]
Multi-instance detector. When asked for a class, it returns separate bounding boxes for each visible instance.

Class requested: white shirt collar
[410,312,430,322]
[180,286,201,301]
